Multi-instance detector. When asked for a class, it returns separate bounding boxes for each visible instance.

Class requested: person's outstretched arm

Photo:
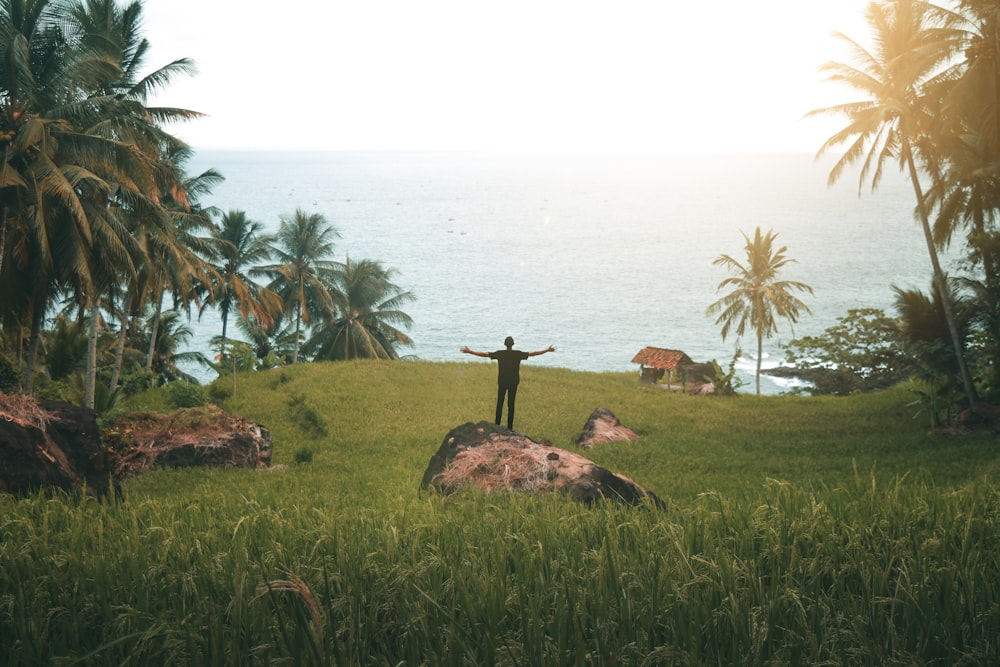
[461,346,491,358]
[528,345,556,357]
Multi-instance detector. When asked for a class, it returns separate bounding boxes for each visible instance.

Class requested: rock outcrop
[575,407,638,448]
[422,421,663,507]
[104,404,272,479]
[0,394,114,497]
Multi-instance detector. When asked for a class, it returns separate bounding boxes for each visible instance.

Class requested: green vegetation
[3,362,1000,665]
[784,308,910,395]
[810,0,1000,406]
[0,2,415,411]
[707,227,813,396]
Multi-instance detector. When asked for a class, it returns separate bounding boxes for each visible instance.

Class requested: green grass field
[2,360,1000,665]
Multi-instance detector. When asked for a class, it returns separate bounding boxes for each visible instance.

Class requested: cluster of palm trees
[810,0,1000,406]
[0,0,413,409]
[706,1,1000,404]
[208,207,415,373]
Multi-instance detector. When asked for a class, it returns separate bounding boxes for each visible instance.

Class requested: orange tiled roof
[631,347,693,370]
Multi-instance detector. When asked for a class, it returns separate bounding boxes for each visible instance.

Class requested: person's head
[504,336,514,349]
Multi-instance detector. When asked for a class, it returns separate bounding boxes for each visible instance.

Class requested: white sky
[141,0,872,153]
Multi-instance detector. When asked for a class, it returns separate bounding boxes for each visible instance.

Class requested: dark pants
[496,383,519,429]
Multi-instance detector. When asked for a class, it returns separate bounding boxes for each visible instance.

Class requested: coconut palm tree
[706,227,813,395]
[0,0,108,282]
[262,208,341,364]
[134,145,220,376]
[141,309,204,385]
[917,4,1000,403]
[236,312,293,368]
[807,0,978,404]
[0,0,118,394]
[43,313,90,384]
[1,0,202,406]
[67,0,210,393]
[202,209,281,352]
[894,283,970,424]
[304,258,415,361]
[69,0,206,408]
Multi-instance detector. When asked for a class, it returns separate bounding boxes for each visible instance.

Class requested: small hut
[631,347,694,389]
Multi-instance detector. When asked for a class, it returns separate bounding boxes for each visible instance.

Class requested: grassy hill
[2,361,1000,665]
[218,359,999,500]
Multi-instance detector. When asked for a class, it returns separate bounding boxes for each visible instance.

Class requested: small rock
[575,407,638,449]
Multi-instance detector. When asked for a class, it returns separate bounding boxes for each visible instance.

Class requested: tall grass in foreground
[2,361,1000,664]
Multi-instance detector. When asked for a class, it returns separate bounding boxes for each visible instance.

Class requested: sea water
[182,150,954,394]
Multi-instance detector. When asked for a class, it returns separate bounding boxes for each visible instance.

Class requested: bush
[35,379,75,403]
[287,393,328,438]
[293,447,314,464]
[206,382,232,404]
[784,308,910,394]
[165,381,207,409]
[0,355,18,393]
[116,366,157,397]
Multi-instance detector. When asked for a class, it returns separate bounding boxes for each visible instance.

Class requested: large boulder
[104,405,272,479]
[422,421,663,507]
[0,394,114,497]
[575,407,638,449]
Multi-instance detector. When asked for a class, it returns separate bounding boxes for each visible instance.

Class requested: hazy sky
[142,0,872,153]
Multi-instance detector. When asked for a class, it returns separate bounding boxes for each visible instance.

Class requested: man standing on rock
[461,337,555,429]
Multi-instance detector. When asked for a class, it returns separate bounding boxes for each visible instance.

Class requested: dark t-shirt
[489,349,530,386]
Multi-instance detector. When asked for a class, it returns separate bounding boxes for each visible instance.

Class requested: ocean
[182,150,954,394]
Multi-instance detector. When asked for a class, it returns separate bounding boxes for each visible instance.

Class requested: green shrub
[165,381,207,409]
[287,392,327,438]
[206,382,232,404]
[115,366,157,397]
[35,379,74,403]
[293,447,314,464]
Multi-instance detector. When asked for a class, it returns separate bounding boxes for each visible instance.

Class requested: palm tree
[894,283,970,424]
[0,0,104,280]
[3,5,94,406]
[706,227,813,395]
[236,312,293,368]
[141,309,205,385]
[304,258,415,361]
[918,5,1000,403]
[1,0,202,407]
[42,313,90,384]
[807,0,978,404]
[69,0,205,409]
[132,145,220,379]
[202,209,281,351]
[0,0,118,394]
[262,208,341,364]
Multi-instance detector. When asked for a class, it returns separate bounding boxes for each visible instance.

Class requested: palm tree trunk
[110,292,133,393]
[85,298,101,410]
[16,325,25,390]
[220,305,229,347]
[293,303,301,365]
[755,334,763,396]
[905,149,978,405]
[0,206,8,279]
[146,293,163,373]
[24,304,44,395]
